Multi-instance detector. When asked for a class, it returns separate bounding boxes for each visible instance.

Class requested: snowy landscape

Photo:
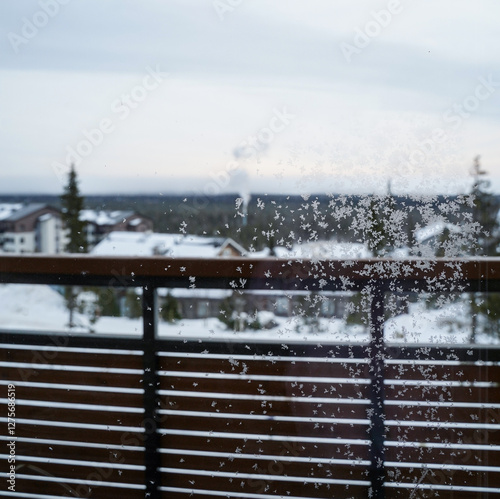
[1,2,499,497]
[1,281,496,345]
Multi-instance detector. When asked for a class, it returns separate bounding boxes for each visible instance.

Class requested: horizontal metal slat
[384,383,500,403]
[0,383,143,407]
[385,463,500,489]
[385,485,500,498]
[0,474,145,498]
[159,356,370,378]
[161,470,370,498]
[159,394,369,419]
[12,421,145,447]
[0,402,143,427]
[385,403,500,424]
[12,439,144,466]
[385,362,500,383]
[159,433,371,460]
[0,346,143,370]
[386,423,500,446]
[0,366,143,389]
[162,451,369,482]
[10,457,145,486]
[385,443,500,467]
[162,414,370,439]
[161,375,369,398]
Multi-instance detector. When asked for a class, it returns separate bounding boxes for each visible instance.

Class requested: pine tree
[469,156,500,342]
[218,292,253,331]
[61,165,87,253]
[366,194,395,257]
[60,165,87,328]
[160,292,182,323]
[470,156,500,256]
[296,292,324,333]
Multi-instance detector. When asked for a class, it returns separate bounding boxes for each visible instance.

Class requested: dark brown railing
[1,255,500,498]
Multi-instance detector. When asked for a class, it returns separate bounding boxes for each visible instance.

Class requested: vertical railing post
[142,284,162,498]
[368,282,386,498]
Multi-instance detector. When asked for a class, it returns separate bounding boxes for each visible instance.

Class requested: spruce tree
[470,156,500,257]
[469,156,500,342]
[160,292,182,323]
[60,165,87,328]
[61,165,87,253]
[366,194,394,257]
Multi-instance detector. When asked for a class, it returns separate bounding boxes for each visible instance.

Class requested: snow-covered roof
[248,247,272,257]
[389,246,411,258]
[414,222,460,244]
[0,203,23,221]
[274,241,372,259]
[91,231,246,258]
[219,238,247,256]
[274,246,293,258]
[80,209,136,226]
[164,288,232,299]
[91,231,182,256]
[38,213,55,222]
[0,203,49,222]
[243,289,355,297]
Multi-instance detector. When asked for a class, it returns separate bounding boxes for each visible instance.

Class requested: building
[0,203,66,254]
[0,204,153,254]
[80,210,153,249]
[413,221,461,257]
[90,231,246,258]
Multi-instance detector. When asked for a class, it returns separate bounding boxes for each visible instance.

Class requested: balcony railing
[1,255,500,498]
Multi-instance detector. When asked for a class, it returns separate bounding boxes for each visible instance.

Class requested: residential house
[91,231,246,258]
[80,210,153,249]
[413,221,462,257]
[0,204,153,254]
[0,203,66,254]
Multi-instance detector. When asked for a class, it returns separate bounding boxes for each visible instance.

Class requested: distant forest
[0,193,494,252]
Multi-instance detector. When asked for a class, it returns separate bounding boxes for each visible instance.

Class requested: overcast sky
[1,0,499,195]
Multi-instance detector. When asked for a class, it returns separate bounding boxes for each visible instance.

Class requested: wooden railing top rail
[1,255,500,290]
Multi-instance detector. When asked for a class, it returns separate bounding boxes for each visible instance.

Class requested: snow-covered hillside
[0,283,91,332]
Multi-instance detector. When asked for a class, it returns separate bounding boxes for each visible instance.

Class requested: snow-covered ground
[0,283,92,332]
[0,283,498,344]
[386,300,472,344]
